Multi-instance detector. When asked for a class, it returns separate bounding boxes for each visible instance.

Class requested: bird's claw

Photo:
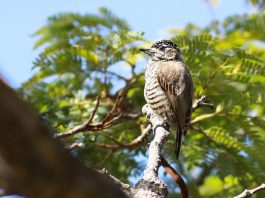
[153,118,169,133]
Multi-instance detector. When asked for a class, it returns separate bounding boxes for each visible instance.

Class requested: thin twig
[160,156,188,198]
[56,118,116,139]
[56,74,142,139]
[192,95,214,112]
[90,124,152,151]
[56,112,140,139]
[67,142,85,151]
[85,96,101,125]
[55,96,100,138]
[233,183,265,198]
[190,111,222,126]
[98,150,115,168]
[99,168,133,196]
[102,76,139,123]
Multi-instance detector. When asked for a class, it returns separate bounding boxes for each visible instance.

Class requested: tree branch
[67,142,85,151]
[56,112,140,138]
[190,111,222,126]
[233,183,265,198]
[0,79,127,198]
[133,104,169,198]
[99,168,134,197]
[56,74,142,139]
[55,96,101,138]
[192,95,214,111]
[160,156,188,198]
[90,124,151,151]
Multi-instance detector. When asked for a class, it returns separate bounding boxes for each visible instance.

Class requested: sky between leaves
[0,0,252,87]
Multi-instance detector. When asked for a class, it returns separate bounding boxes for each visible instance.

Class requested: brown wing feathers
[157,61,192,158]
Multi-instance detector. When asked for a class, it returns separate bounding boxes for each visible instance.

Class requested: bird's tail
[175,126,182,159]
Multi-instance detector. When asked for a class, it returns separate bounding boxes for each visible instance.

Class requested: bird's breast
[144,63,174,122]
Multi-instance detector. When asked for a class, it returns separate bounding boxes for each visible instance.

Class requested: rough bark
[0,79,127,198]
[132,104,169,198]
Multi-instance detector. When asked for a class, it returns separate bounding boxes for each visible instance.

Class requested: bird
[140,40,194,159]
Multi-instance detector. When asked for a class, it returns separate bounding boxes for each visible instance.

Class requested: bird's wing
[157,61,187,126]
[157,61,193,158]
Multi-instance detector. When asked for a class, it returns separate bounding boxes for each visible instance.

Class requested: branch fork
[233,183,265,198]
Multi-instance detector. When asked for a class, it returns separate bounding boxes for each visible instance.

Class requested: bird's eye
[164,48,178,58]
[165,48,176,53]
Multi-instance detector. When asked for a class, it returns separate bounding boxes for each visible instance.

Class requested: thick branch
[0,79,126,198]
[233,183,265,198]
[133,104,169,198]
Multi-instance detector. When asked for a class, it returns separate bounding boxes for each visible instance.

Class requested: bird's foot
[153,119,169,134]
[142,104,169,133]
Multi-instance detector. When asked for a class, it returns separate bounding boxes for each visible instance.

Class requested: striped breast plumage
[144,61,177,128]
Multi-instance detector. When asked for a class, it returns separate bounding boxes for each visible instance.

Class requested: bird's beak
[139,48,155,57]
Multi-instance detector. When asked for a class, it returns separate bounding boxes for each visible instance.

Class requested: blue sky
[0,0,251,88]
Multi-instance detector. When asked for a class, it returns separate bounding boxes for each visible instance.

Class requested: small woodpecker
[140,40,194,159]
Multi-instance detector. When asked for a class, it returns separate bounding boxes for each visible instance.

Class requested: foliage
[168,12,265,197]
[20,7,146,181]
[20,7,265,198]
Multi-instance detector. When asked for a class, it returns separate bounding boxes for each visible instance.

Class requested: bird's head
[140,40,183,61]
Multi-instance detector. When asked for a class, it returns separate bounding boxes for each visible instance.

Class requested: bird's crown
[151,40,180,52]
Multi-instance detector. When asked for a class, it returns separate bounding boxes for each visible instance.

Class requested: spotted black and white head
[140,40,182,61]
